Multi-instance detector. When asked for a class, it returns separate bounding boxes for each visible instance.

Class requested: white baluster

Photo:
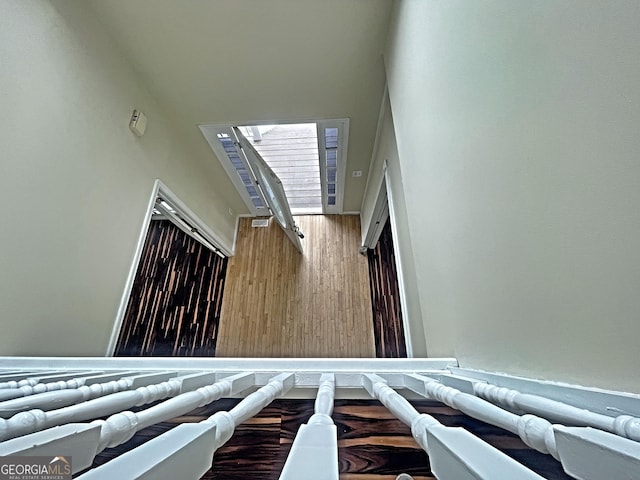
[206,372,294,446]
[0,371,93,391]
[315,373,335,416]
[0,378,85,402]
[0,379,38,390]
[363,374,544,479]
[553,426,640,480]
[280,373,338,480]
[0,372,174,419]
[404,374,559,458]
[0,372,132,402]
[76,373,294,480]
[0,372,179,441]
[92,372,254,451]
[445,376,640,443]
[0,372,251,474]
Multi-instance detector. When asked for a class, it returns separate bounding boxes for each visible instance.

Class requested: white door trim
[105,179,232,356]
[362,162,414,357]
[362,172,389,249]
[383,162,413,357]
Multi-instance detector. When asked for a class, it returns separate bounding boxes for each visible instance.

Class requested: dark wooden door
[115,220,228,356]
[367,218,407,357]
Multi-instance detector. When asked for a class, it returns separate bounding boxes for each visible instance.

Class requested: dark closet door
[367,219,407,358]
[115,220,228,356]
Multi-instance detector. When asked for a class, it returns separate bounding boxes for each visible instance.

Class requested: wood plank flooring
[217,215,375,357]
[90,399,571,479]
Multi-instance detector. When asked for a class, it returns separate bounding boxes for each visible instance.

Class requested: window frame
[200,125,269,217]
[317,118,349,214]
[200,118,349,216]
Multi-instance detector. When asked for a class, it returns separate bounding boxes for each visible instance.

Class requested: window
[324,127,339,207]
[316,120,349,214]
[199,119,349,216]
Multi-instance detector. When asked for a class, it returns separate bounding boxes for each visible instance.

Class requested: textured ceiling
[87,0,394,212]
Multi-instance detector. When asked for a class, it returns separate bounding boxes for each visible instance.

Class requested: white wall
[0,0,239,355]
[361,93,428,357]
[386,0,640,392]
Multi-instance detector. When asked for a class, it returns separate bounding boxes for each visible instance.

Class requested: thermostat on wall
[129,109,147,136]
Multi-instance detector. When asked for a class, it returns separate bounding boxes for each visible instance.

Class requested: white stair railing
[434,373,640,480]
[440,373,640,442]
[0,371,181,440]
[76,372,294,479]
[0,371,93,389]
[0,371,133,402]
[363,374,545,479]
[0,357,637,480]
[0,372,148,416]
[0,372,254,474]
[403,373,559,458]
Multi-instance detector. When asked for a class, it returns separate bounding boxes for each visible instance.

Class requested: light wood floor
[217,215,375,357]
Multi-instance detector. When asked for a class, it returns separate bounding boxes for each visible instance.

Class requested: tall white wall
[0,0,239,355]
[361,94,428,357]
[386,0,640,392]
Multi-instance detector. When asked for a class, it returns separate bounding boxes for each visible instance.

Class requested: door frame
[362,162,413,357]
[105,179,233,356]
[199,118,349,216]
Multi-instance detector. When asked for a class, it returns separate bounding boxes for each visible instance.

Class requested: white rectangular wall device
[129,109,147,136]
